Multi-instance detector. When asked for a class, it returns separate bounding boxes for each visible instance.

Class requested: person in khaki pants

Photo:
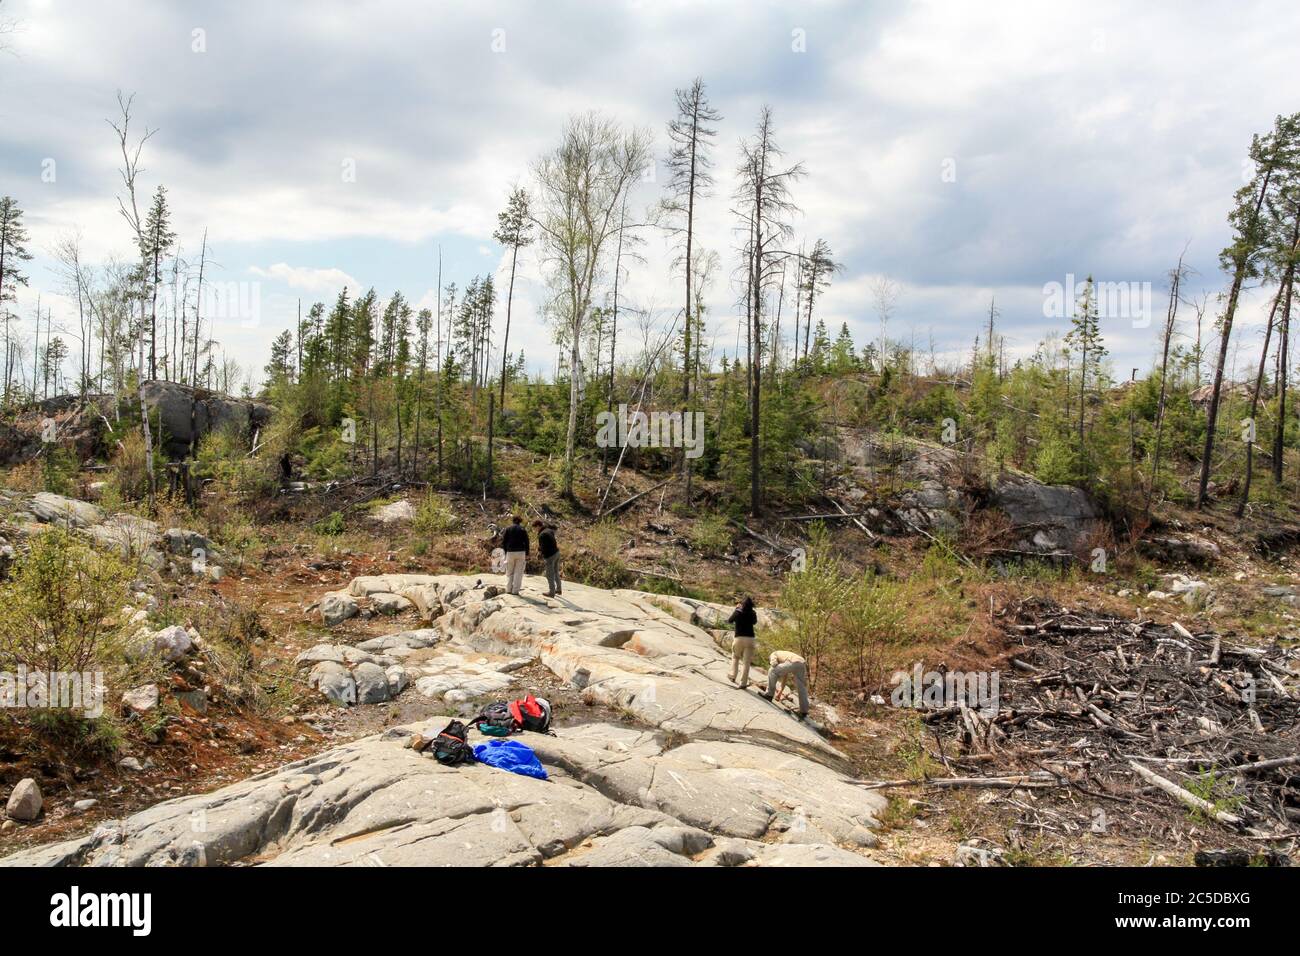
[728,597,758,688]
[760,649,810,718]
[500,515,529,595]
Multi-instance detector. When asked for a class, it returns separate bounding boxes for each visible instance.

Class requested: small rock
[121,683,159,716]
[385,665,409,696]
[955,839,1005,867]
[319,592,359,627]
[353,662,392,704]
[127,624,193,663]
[371,592,413,615]
[73,799,98,812]
[5,778,42,821]
[118,757,144,772]
[174,688,209,714]
[372,499,416,524]
[308,661,357,706]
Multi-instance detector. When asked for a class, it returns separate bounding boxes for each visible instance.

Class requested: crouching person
[761,649,810,719]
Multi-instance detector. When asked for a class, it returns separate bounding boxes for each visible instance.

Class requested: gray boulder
[28,492,103,528]
[371,592,413,615]
[308,661,357,706]
[385,665,409,696]
[127,625,193,664]
[5,779,42,821]
[319,592,358,627]
[352,662,392,704]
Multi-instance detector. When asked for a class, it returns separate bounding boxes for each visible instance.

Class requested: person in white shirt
[760,649,810,718]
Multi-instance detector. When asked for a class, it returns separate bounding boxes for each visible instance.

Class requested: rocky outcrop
[835,432,1102,557]
[0,396,109,466]
[138,380,273,457]
[8,492,225,580]
[348,574,844,766]
[0,717,880,867]
[989,474,1102,558]
[1138,533,1221,567]
[2,575,885,866]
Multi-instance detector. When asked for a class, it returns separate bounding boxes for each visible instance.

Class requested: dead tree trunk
[1148,249,1187,513]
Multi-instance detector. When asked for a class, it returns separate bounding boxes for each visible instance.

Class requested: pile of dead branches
[918,597,1300,842]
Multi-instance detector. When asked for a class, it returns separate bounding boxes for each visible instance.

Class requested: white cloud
[2,0,1298,385]
[247,263,359,294]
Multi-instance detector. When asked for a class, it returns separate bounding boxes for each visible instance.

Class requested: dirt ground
[3,457,1299,865]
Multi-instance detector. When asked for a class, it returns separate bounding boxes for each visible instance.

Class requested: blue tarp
[473,738,548,780]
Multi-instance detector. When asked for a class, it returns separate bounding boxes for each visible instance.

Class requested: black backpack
[473,701,515,737]
[432,720,475,766]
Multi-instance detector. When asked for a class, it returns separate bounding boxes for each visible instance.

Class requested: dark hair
[512,515,523,524]
[532,520,544,529]
[741,597,754,612]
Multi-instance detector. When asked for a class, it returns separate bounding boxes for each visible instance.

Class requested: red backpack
[508,694,552,734]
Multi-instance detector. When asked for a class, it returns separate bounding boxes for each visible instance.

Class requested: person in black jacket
[501,515,530,595]
[727,596,758,689]
[534,520,562,597]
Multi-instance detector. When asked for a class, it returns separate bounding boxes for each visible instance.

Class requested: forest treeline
[2,83,1299,521]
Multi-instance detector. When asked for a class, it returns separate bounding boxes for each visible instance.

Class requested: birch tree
[532,112,651,496]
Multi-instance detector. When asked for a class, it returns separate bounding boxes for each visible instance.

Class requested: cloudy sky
[1,0,1297,389]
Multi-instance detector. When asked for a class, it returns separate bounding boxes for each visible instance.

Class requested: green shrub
[40,446,79,496]
[687,512,734,556]
[412,492,459,537]
[0,527,131,676]
[313,511,346,536]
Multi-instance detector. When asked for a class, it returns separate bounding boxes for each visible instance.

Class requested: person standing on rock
[728,597,758,689]
[501,515,530,595]
[535,520,562,597]
[760,649,810,719]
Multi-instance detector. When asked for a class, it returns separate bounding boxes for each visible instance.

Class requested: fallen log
[1128,760,1243,828]
[777,511,870,522]
[600,476,676,518]
[1231,754,1300,775]
[854,772,1060,791]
